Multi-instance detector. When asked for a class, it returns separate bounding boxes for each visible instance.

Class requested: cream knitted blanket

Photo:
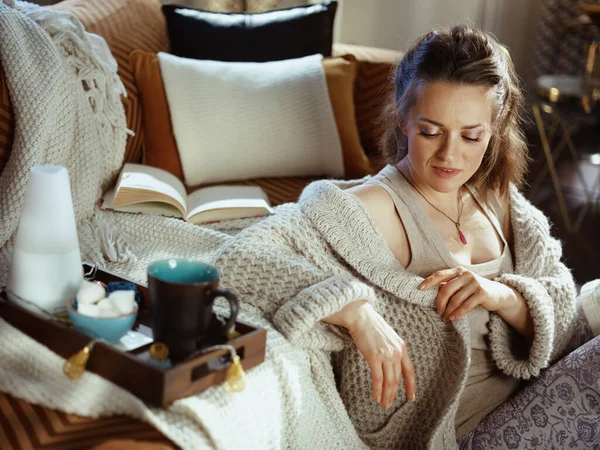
[0,3,364,450]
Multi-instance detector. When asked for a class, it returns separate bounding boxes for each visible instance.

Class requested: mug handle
[208,289,239,338]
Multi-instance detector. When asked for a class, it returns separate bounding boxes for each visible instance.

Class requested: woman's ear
[394,105,408,136]
[398,118,408,136]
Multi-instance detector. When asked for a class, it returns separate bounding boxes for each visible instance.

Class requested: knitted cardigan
[215,179,578,449]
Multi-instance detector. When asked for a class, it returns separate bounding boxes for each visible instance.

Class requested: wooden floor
[524,126,600,286]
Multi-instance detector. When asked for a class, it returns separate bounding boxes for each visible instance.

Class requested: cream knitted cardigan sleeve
[489,185,578,379]
[216,204,379,351]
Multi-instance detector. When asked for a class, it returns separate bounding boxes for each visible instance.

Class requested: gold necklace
[398,170,467,245]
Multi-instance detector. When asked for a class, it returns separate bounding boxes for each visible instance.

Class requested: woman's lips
[432,166,461,178]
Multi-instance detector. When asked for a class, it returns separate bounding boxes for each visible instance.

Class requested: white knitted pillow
[158,52,344,186]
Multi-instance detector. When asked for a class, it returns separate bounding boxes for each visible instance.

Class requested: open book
[102,163,273,224]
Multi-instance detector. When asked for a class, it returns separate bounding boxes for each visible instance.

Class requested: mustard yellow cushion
[129,51,184,181]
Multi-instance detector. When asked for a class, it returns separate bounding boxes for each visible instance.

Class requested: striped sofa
[0,0,401,448]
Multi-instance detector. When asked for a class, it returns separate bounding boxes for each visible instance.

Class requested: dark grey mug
[147,259,239,362]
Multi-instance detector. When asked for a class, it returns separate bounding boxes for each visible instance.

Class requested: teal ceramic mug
[147,259,239,362]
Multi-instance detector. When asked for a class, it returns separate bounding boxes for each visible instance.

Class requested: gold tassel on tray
[225,351,246,393]
[63,340,96,379]
[181,342,247,393]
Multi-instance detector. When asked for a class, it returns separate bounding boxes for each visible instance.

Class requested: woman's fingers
[393,359,403,404]
[443,283,478,321]
[373,345,416,409]
[436,274,467,315]
[419,266,465,291]
[381,360,398,409]
[447,294,481,321]
[401,345,417,402]
[371,361,384,405]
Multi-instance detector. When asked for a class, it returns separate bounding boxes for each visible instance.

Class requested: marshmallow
[108,290,135,315]
[97,308,121,318]
[77,303,101,318]
[77,280,106,305]
[97,298,115,311]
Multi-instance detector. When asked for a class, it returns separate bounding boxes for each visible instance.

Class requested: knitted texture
[490,186,578,378]
[579,279,600,336]
[214,180,578,449]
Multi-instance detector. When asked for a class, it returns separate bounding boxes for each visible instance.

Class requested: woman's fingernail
[376,393,381,403]
[410,393,416,401]
[449,315,455,321]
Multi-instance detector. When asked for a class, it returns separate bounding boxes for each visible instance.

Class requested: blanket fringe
[79,211,135,264]
[26,5,129,171]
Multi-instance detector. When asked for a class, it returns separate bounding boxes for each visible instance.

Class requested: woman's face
[402,81,495,193]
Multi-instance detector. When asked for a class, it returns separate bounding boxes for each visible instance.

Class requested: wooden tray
[0,264,267,408]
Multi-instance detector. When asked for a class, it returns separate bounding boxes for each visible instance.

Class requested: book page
[100,186,118,209]
[113,163,188,215]
[188,206,272,225]
[187,185,273,222]
[103,199,184,219]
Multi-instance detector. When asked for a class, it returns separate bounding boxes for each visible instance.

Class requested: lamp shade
[7,165,82,315]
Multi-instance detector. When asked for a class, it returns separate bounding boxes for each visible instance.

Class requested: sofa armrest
[333,43,402,161]
[333,43,402,64]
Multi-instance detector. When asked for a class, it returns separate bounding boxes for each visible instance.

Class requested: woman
[216,26,587,448]
[336,25,532,438]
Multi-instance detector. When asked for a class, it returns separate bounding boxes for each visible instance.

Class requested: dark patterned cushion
[162,1,337,62]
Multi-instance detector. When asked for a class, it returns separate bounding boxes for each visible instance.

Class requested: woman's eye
[463,136,480,142]
[419,131,439,139]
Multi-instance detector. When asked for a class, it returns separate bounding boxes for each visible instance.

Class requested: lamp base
[7,247,83,316]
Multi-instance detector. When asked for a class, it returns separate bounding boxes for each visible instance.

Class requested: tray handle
[191,346,246,381]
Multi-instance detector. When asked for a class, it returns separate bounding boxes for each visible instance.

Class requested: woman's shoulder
[346,183,397,223]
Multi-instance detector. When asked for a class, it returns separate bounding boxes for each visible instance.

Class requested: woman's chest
[429,201,504,267]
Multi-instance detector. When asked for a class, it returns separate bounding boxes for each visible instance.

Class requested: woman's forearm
[496,286,535,341]
[322,299,370,329]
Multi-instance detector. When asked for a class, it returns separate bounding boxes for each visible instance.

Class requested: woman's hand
[419,266,516,322]
[325,302,416,409]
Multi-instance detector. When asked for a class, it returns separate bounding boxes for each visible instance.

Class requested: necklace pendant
[458,228,467,245]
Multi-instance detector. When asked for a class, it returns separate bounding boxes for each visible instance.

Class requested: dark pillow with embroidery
[162,1,337,63]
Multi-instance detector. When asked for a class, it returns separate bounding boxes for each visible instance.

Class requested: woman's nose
[437,136,459,161]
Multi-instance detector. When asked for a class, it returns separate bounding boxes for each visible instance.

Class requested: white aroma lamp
[7,165,82,315]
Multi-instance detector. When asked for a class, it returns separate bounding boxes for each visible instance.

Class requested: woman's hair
[379,25,529,198]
